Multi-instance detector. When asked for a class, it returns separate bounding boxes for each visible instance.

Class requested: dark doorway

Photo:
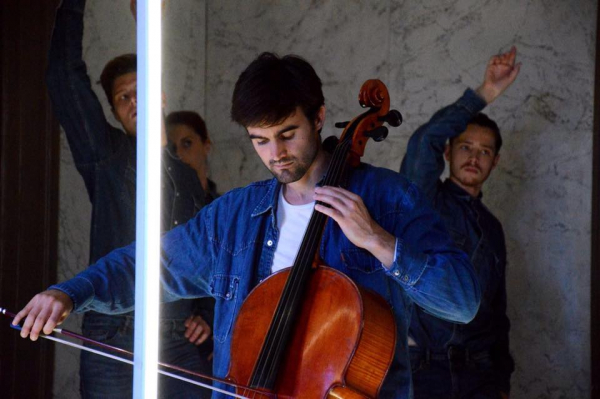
[0,1,61,398]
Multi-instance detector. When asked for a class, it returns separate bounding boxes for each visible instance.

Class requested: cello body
[227,266,396,398]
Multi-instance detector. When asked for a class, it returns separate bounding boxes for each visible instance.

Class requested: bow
[1,307,274,399]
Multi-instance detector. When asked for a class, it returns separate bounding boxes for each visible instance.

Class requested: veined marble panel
[388,0,595,397]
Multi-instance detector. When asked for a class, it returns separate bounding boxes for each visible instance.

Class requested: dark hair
[166,111,209,142]
[231,52,325,129]
[450,112,502,153]
[100,53,137,108]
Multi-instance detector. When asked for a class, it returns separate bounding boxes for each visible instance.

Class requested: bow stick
[1,307,274,399]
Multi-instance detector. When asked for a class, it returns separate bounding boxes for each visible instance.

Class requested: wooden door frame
[0,1,61,397]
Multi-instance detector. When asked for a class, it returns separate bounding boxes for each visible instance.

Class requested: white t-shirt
[271,190,315,273]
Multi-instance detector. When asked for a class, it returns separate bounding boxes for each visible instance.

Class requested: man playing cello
[14,52,480,398]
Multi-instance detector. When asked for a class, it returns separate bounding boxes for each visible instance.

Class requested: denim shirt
[52,163,480,398]
[400,89,514,392]
[47,0,208,319]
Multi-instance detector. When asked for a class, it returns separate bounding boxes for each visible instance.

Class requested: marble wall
[54,0,595,398]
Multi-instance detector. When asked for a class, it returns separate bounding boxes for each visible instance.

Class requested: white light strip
[134,0,162,398]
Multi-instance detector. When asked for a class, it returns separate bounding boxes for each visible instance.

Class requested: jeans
[80,312,213,399]
[410,347,504,399]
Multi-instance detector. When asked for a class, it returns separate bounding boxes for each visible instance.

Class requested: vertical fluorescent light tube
[133,0,161,398]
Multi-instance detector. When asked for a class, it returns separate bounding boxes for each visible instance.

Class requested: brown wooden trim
[592,3,600,398]
[0,1,61,397]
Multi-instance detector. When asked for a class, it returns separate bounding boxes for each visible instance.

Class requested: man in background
[47,0,213,396]
[400,47,520,399]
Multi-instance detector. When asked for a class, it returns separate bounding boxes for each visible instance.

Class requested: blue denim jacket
[52,163,480,398]
[400,89,514,393]
[47,0,209,319]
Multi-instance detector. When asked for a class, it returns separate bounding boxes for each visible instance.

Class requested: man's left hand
[314,186,395,268]
[184,314,211,345]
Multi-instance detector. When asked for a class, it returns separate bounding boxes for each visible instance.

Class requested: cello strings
[257,136,352,386]
[250,140,346,386]
[253,133,354,387]
[263,113,379,382]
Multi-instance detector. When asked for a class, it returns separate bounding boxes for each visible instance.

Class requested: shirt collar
[251,178,281,218]
[443,178,483,201]
[250,166,331,218]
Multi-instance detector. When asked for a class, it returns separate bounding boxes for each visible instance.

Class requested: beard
[268,138,319,184]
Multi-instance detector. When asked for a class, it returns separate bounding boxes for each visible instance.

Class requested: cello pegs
[379,110,403,127]
[364,126,388,142]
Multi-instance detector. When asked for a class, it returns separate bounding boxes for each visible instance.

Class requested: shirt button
[267,240,273,247]
[225,293,231,299]
[393,270,400,277]
[174,220,178,225]
[167,166,172,171]
[403,275,409,282]
[175,192,180,197]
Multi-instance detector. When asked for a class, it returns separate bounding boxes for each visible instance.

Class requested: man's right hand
[12,290,73,341]
[476,46,521,104]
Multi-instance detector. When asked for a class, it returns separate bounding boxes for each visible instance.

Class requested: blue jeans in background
[410,347,505,399]
[80,312,213,399]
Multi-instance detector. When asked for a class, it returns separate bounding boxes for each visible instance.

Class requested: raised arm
[46,0,119,166]
[400,47,520,202]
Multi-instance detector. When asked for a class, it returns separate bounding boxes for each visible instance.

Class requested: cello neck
[248,132,357,390]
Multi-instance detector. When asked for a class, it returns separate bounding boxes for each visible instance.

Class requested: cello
[2,79,402,399]
[225,79,403,398]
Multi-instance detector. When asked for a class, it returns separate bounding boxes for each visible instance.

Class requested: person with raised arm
[400,47,521,399]
[44,0,213,397]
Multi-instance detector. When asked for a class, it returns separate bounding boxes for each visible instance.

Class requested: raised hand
[130,0,136,21]
[130,0,167,22]
[314,186,395,268]
[476,46,521,104]
[12,290,73,341]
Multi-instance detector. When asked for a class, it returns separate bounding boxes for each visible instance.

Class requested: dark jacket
[400,89,515,393]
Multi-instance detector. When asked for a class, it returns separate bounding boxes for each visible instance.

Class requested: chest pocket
[447,228,468,253]
[117,160,137,205]
[210,274,240,343]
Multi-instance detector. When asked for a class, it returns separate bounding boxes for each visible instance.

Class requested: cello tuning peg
[365,126,388,142]
[335,121,350,129]
[379,110,403,127]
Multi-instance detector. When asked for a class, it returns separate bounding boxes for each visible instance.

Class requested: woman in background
[167,111,219,203]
